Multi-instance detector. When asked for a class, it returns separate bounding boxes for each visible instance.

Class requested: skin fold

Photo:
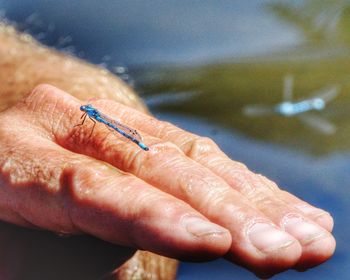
[0,23,335,278]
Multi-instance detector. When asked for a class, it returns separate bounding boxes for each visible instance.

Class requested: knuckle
[232,161,248,170]
[150,199,184,219]
[63,162,105,202]
[186,136,219,158]
[279,190,295,199]
[156,120,177,138]
[229,169,258,196]
[122,145,147,174]
[176,167,231,203]
[252,193,276,210]
[232,170,278,197]
[125,140,183,174]
[257,174,279,191]
[159,164,233,210]
[0,84,72,141]
[221,202,255,225]
[132,193,185,222]
[178,172,197,198]
[15,84,66,133]
[205,187,232,208]
[31,83,56,96]
[150,141,182,152]
[21,84,74,120]
[21,84,57,110]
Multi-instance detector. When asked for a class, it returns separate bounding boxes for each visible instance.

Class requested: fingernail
[183,216,228,237]
[248,223,295,252]
[283,216,328,245]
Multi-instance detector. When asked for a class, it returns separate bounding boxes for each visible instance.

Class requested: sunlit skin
[0,25,335,278]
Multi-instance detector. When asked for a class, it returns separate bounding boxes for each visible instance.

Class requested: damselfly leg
[75,112,87,127]
[88,117,96,138]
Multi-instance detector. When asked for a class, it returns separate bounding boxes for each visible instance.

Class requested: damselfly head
[80,104,93,112]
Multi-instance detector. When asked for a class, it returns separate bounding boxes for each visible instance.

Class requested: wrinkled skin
[0,84,335,278]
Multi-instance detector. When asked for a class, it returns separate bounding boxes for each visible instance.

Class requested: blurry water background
[1,0,350,279]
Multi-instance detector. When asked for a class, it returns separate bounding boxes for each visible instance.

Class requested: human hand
[0,84,335,277]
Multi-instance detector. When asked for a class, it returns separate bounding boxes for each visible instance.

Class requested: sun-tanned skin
[0,23,176,280]
[0,23,335,278]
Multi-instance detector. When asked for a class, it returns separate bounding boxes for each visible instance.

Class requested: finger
[246,188,335,268]
[64,95,336,271]
[153,131,336,268]
[138,116,334,232]
[110,103,335,269]
[178,149,336,265]
[0,127,231,261]
[29,85,304,275]
[67,92,333,233]
[239,170,334,232]
[93,97,334,230]
[61,90,334,246]
[62,158,232,261]
[276,190,334,232]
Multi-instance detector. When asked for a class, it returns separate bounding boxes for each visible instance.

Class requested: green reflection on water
[137,0,350,156]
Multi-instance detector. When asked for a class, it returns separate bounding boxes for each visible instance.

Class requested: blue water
[1,1,349,279]
[0,0,301,66]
